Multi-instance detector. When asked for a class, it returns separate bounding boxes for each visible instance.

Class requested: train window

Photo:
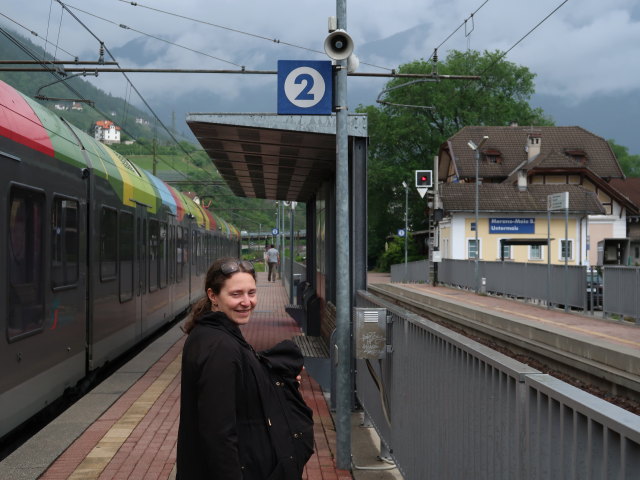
[192,230,197,266]
[149,219,159,291]
[8,187,45,341]
[168,225,175,284]
[51,197,79,289]
[119,211,134,302]
[176,226,184,282]
[159,221,167,288]
[100,207,117,281]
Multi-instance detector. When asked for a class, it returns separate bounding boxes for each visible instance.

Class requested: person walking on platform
[266,244,279,282]
[177,257,313,480]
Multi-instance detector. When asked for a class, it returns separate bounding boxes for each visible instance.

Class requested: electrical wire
[62,2,243,68]
[473,0,570,80]
[0,12,78,59]
[55,0,214,180]
[116,0,393,72]
[0,23,200,183]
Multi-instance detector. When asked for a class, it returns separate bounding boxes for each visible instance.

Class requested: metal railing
[355,289,640,479]
[390,259,430,283]
[603,266,640,322]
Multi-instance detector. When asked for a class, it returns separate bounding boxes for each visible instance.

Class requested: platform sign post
[277,60,333,115]
[547,192,570,311]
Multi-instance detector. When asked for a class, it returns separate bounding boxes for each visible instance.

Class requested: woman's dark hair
[183,257,256,334]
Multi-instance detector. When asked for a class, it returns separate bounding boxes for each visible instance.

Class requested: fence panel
[603,266,640,322]
[390,259,430,283]
[355,290,640,479]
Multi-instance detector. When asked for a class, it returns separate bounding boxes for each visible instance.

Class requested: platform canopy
[187,113,367,202]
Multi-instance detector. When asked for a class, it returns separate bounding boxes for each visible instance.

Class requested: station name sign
[489,218,535,234]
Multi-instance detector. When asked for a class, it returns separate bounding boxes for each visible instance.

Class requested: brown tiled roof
[439,183,605,214]
[609,178,640,210]
[446,126,624,180]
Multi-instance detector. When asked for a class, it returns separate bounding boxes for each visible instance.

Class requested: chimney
[517,169,528,191]
[526,133,541,162]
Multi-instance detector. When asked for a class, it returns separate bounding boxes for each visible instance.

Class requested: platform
[0,273,356,480]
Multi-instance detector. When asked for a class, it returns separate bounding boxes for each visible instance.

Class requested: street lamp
[467,135,489,293]
[402,181,408,277]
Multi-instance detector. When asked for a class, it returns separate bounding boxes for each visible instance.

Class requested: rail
[355,289,640,479]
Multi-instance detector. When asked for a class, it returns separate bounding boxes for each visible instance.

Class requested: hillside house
[94,120,121,144]
[436,125,638,266]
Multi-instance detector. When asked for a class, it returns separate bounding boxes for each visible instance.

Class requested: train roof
[0,80,238,237]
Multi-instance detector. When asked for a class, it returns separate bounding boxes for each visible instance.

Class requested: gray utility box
[353,307,387,360]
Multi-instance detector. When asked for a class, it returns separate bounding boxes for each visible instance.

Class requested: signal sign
[415,170,433,188]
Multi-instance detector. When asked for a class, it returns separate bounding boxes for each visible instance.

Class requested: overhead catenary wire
[0,11,78,59]
[0,24,201,184]
[116,0,393,72]
[54,0,214,180]
[61,2,243,68]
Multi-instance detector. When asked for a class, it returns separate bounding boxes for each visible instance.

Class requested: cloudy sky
[2,0,640,149]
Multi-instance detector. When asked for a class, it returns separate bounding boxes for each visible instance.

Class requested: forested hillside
[0,27,170,142]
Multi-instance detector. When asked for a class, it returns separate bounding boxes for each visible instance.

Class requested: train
[0,80,240,440]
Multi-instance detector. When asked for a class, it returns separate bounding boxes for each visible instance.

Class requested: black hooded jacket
[176,311,313,480]
[177,311,275,480]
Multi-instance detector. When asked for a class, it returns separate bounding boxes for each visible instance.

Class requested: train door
[134,203,147,339]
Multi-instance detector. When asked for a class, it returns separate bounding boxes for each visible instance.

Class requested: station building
[435,125,639,266]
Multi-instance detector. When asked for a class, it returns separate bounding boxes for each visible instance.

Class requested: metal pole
[289,205,295,303]
[547,209,551,309]
[475,148,479,293]
[335,0,351,469]
[564,205,569,312]
[404,183,408,278]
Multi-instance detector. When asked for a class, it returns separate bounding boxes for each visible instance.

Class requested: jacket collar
[197,311,251,350]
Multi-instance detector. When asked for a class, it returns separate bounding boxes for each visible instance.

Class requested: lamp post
[468,136,489,293]
[402,181,408,277]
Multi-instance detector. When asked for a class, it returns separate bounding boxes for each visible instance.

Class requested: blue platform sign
[489,218,535,234]
[277,60,333,115]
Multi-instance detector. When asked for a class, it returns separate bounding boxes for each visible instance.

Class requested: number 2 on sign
[284,67,325,108]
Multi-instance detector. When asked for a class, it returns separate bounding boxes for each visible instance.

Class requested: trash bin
[293,274,302,304]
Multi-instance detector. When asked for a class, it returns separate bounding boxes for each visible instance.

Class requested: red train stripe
[0,81,55,157]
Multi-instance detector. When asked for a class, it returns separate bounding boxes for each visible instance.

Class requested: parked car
[586,268,603,309]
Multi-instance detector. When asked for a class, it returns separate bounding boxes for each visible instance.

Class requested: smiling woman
[177,257,313,479]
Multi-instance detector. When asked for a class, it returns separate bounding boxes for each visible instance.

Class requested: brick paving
[40,272,351,480]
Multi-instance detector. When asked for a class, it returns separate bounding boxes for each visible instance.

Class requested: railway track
[368,283,640,414]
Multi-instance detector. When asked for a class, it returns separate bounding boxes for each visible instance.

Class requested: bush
[375,234,425,272]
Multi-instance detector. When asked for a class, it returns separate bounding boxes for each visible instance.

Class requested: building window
[468,239,480,259]
[529,245,543,260]
[483,149,503,164]
[565,149,587,165]
[560,239,573,261]
[497,240,511,260]
[52,197,79,288]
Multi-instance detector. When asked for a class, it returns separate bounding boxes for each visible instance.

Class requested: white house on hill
[94,120,121,144]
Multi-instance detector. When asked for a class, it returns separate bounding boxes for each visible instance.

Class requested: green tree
[360,50,553,268]
[608,139,640,177]
[376,233,422,272]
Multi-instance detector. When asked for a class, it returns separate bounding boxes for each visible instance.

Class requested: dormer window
[565,149,587,165]
[483,149,503,164]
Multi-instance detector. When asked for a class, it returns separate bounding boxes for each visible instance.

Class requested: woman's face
[208,272,257,325]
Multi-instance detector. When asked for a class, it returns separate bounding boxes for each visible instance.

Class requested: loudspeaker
[324,29,354,60]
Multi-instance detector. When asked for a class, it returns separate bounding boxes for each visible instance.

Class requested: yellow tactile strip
[67,354,182,480]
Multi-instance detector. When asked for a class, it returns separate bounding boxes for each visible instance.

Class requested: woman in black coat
[176,257,312,480]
